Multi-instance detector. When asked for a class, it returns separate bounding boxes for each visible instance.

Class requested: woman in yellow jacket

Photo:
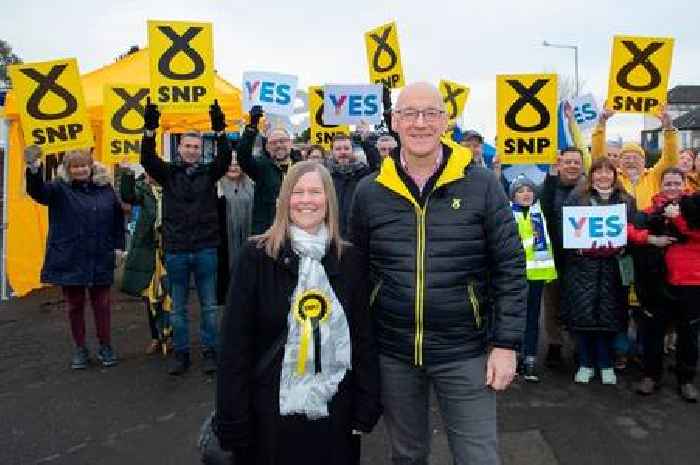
[591,105,679,210]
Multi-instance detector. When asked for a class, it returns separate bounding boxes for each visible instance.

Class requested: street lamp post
[542,40,579,97]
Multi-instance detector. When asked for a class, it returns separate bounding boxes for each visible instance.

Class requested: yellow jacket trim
[375,142,472,366]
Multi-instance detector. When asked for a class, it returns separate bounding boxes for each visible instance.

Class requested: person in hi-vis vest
[509,175,557,383]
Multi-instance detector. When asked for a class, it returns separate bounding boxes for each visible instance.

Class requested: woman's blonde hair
[254,160,344,259]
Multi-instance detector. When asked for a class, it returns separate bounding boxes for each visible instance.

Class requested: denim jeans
[379,354,498,465]
[523,280,544,358]
[165,248,219,354]
[575,332,614,369]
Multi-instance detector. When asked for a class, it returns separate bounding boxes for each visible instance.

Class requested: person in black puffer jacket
[349,82,526,465]
[560,157,647,386]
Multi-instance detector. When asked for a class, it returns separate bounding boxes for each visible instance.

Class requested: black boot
[168,351,191,376]
[202,349,217,375]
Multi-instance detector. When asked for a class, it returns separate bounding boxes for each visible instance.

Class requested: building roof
[668,85,700,104]
[673,107,700,130]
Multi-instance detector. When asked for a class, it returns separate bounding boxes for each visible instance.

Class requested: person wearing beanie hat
[509,175,556,382]
[591,104,679,210]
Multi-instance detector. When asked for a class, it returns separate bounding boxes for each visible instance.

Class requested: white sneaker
[601,368,617,385]
[574,367,595,384]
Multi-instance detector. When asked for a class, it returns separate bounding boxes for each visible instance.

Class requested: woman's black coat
[560,188,636,333]
[214,239,381,465]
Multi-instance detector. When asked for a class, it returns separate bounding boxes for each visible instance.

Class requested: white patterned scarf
[278,224,352,419]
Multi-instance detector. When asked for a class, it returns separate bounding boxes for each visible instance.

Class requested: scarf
[279,225,352,419]
[220,176,254,272]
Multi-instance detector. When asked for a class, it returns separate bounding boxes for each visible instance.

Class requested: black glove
[382,85,392,113]
[210,99,227,133]
[249,105,264,129]
[144,97,160,131]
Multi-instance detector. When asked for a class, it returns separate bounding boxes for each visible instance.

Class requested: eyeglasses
[268,139,289,146]
[395,108,445,123]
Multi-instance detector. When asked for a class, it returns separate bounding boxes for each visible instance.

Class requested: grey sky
[3,0,698,143]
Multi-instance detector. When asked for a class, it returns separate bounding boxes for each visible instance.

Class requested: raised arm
[24,146,55,205]
[648,105,679,181]
[236,105,264,182]
[140,98,169,186]
[208,99,233,181]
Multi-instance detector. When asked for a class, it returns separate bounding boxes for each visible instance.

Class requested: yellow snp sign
[497,74,558,165]
[103,85,163,164]
[439,80,470,123]
[309,86,349,151]
[606,35,674,114]
[8,58,93,153]
[148,20,214,112]
[364,21,405,89]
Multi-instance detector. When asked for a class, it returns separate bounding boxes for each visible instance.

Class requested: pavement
[1,287,699,465]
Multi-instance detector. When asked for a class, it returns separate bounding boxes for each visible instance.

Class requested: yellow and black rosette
[293,290,331,376]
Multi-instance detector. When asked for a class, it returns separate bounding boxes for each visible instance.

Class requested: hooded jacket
[349,140,527,366]
[26,162,125,286]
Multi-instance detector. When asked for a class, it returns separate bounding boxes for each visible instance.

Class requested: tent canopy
[3,49,242,297]
[4,48,243,134]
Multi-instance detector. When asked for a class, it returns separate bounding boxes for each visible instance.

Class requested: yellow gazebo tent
[2,49,242,296]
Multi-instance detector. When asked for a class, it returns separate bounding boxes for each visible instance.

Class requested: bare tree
[0,39,23,89]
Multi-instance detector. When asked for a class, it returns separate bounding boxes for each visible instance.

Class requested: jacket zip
[467,282,482,329]
[413,191,433,366]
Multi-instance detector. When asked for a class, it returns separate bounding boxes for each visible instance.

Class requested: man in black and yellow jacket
[349,82,526,465]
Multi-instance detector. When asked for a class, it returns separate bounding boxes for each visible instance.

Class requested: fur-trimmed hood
[57,161,112,186]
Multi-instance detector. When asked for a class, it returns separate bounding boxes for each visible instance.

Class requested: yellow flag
[439,80,470,123]
[148,20,214,113]
[606,35,674,114]
[364,21,405,89]
[8,58,93,153]
[309,86,349,151]
[103,85,163,165]
[497,74,558,165]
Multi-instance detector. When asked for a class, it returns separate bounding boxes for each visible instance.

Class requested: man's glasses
[395,108,445,123]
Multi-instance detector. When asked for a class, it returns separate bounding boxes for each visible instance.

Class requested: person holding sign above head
[140,98,232,376]
[560,157,647,385]
[237,105,301,234]
[349,82,526,465]
[591,104,678,210]
[214,161,381,465]
[25,146,125,370]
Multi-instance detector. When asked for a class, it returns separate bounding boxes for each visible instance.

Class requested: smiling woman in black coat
[214,161,381,465]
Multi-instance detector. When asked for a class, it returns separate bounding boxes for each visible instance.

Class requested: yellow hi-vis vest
[511,201,557,282]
